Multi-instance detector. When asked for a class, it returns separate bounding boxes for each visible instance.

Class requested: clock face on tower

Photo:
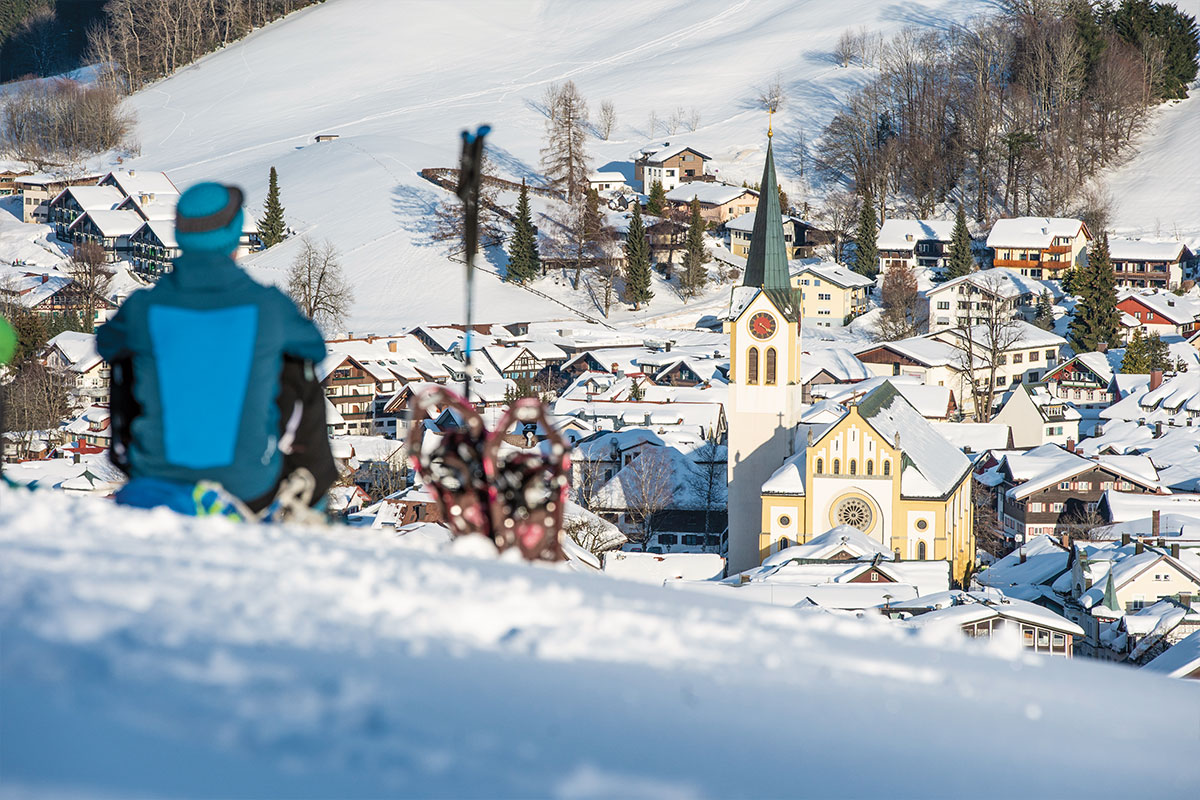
[748,311,777,340]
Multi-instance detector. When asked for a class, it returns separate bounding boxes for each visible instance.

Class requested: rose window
[835,497,873,531]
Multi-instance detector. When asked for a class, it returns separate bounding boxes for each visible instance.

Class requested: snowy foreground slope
[1,486,1198,799]
[119,0,996,332]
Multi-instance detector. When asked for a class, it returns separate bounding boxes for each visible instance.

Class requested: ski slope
[118,0,995,333]
[1,484,1198,799]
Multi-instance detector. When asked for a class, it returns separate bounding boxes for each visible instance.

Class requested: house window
[765,347,777,385]
[870,572,879,581]
[1013,353,1024,364]
[815,458,823,474]
[747,347,759,384]
[917,541,927,559]
[937,301,950,310]
[1051,502,1065,512]
[1030,351,1040,361]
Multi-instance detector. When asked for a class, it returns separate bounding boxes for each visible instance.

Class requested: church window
[747,347,759,384]
[815,459,823,474]
[778,537,790,551]
[835,497,873,530]
[833,459,840,474]
[779,515,791,526]
[916,519,928,531]
[849,460,857,475]
[765,348,777,385]
[883,461,891,476]
[866,461,873,475]
[917,542,927,559]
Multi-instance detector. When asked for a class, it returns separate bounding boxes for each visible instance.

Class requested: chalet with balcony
[97,169,180,202]
[877,218,956,281]
[991,384,1081,448]
[1116,290,1200,338]
[1043,352,1116,411]
[66,209,143,261]
[41,331,109,410]
[128,220,179,277]
[1108,238,1193,290]
[665,183,757,226]
[47,185,124,239]
[925,268,1050,333]
[726,211,826,259]
[0,166,30,196]
[320,354,379,434]
[482,342,568,384]
[996,445,1164,543]
[986,217,1090,279]
[634,144,711,192]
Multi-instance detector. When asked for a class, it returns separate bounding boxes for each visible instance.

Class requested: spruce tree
[1068,233,1120,352]
[680,197,711,299]
[646,180,666,216]
[259,166,286,248]
[853,191,878,278]
[1033,290,1055,330]
[945,203,975,279]
[1122,329,1171,374]
[507,182,540,284]
[623,203,654,309]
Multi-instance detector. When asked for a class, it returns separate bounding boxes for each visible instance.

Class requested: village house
[930,319,1066,387]
[40,331,109,410]
[985,217,1090,280]
[0,165,31,196]
[791,261,873,328]
[925,268,1049,333]
[1116,290,1200,338]
[1101,370,1200,430]
[726,211,826,259]
[97,169,180,201]
[991,384,1081,449]
[1042,352,1117,411]
[877,218,956,281]
[0,265,115,325]
[319,354,381,434]
[66,209,144,262]
[1108,238,1194,290]
[634,143,711,191]
[14,173,102,223]
[128,220,179,277]
[46,185,125,239]
[1143,629,1200,679]
[665,183,757,226]
[587,172,630,195]
[993,444,1164,543]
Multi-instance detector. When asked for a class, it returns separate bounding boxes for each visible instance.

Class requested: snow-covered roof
[975,535,1070,589]
[877,218,955,249]
[793,260,874,289]
[799,347,872,384]
[135,219,178,249]
[933,319,1066,351]
[856,336,966,368]
[1108,238,1189,262]
[986,217,1085,249]
[1117,289,1200,325]
[641,143,710,164]
[602,551,725,585]
[1004,445,1162,501]
[73,209,144,238]
[53,184,124,213]
[1142,629,1200,678]
[100,170,180,199]
[761,525,890,564]
[588,171,628,183]
[929,268,1049,300]
[929,422,1011,453]
[665,182,753,207]
[905,591,1084,636]
[46,330,102,373]
[726,210,808,234]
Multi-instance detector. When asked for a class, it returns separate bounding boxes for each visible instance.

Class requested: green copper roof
[1102,569,1120,613]
[742,136,797,317]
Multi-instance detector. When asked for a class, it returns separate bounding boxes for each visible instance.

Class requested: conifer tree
[1068,232,1120,352]
[680,197,711,299]
[853,190,878,278]
[506,182,540,284]
[944,203,975,279]
[1033,290,1055,330]
[623,202,654,309]
[1121,328,1172,374]
[259,166,286,248]
[646,180,666,216]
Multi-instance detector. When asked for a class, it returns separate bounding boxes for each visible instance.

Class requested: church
[723,128,975,584]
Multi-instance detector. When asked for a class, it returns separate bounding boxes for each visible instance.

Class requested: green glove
[0,315,16,365]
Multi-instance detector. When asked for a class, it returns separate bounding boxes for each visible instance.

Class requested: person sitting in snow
[97,182,335,517]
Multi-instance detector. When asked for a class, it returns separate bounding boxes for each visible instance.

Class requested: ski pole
[457,124,490,403]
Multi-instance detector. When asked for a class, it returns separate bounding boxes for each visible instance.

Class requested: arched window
[883,461,891,476]
[917,541,927,560]
[765,348,777,385]
[747,347,759,384]
[850,460,857,475]
[833,459,841,474]
[778,537,790,551]
[815,458,823,474]
[866,461,874,475]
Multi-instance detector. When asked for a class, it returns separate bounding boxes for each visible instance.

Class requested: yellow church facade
[756,386,976,585]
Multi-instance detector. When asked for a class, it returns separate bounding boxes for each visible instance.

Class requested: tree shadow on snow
[391,183,446,248]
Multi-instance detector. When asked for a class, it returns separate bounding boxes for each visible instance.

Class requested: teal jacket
[97,250,326,501]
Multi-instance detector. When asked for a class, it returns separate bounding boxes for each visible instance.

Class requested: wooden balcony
[993,258,1069,270]
[1046,244,1072,254]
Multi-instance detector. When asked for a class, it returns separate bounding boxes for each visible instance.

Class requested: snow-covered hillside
[1,485,1198,798]
[118,0,999,332]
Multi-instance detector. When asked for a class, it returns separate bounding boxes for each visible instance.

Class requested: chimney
[1060,533,1070,549]
[41,274,48,284]
[1180,592,1192,609]
[665,341,672,352]
[1153,509,1161,539]
[1066,437,1075,453]
[73,453,80,464]
[1121,533,1132,547]
[611,362,620,374]
[128,169,135,177]
[1171,543,1181,559]
[388,341,397,352]
[1019,549,1027,564]
[1135,540,1144,555]
[1097,342,1108,354]
[1151,368,1164,391]
[1155,422,1164,438]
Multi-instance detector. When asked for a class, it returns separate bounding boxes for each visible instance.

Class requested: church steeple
[741,133,796,317]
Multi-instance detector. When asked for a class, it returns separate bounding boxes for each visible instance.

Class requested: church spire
[741,131,796,315]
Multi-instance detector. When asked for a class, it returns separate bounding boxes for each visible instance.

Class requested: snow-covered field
[1,485,1198,798]
[114,0,1003,332]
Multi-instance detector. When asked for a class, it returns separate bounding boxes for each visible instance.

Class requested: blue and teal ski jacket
[97,250,326,502]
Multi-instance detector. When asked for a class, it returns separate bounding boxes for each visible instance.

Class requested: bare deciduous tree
[816,190,858,264]
[686,437,725,540]
[1,361,69,460]
[756,72,787,113]
[286,238,354,332]
[65,242,115,333]
[646,109,659,138]
[943,273,1024,421]
[541,80,590,203]
[621,447,675,551]
[564,514,625,556]
[875,261,926,341]
[597,99,617,139]
[0,78,134,168]
[687,107,702,132]
[835,29,857,67]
